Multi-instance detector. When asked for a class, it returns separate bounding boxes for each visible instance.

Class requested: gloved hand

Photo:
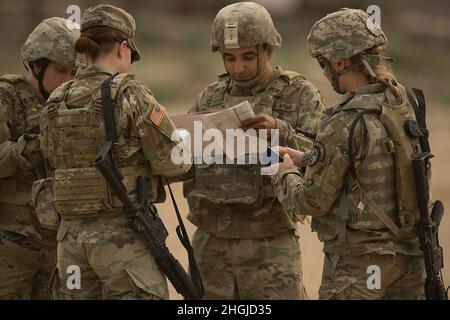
[21,133,43,168]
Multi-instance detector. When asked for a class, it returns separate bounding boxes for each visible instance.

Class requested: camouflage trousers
[51,214,167,300]
[192,229,307,300]
[319,252,425,300]
[0,229,57,299]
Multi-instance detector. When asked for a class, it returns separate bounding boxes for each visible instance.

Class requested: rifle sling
[101,74,119,143]
[166,179,204,295]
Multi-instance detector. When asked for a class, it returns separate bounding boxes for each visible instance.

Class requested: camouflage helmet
[81,4,141,62]
[21,17,79,68]
[307,8,387,62]
[211,2,282,52]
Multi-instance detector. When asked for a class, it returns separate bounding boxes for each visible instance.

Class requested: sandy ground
[156,103,450,300]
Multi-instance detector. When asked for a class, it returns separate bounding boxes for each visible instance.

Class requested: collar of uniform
[251,66,283,94]
[76,64,114,79]
[335,91,354,109]
[350,83,386,96]
[335,83,386,109]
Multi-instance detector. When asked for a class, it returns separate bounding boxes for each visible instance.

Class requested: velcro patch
[148,104,166,127]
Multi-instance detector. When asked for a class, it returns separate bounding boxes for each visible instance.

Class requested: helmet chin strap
[322,53,391,94]
[322,58,358,94]
[29,59,50,100]
[226,44,266,89]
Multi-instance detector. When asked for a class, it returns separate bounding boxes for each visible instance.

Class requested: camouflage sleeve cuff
[271,166,303,190]
[270,166,305,215]
[0,136,34,178]
[15,135,34,170]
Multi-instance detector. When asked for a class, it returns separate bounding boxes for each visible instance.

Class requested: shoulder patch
[305,141,325,167]
[148,103,166,127]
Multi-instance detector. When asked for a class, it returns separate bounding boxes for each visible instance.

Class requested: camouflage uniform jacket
[186,66,325,238]
[272,83,422,256]
[0,74,45,238]
[40,65,190,219]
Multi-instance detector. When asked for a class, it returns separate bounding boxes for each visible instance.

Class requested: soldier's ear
[263,44,273,59]
[29,62,41,75]
[336,59,353,71]
[330,59,349,72]
[117,41,127,59]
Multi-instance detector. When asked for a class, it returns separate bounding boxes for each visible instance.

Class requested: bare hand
[241,115,276,137]
[263,152,295,176]
[22,134,43,169]
[279,153,295,171]
[273,146,306,168]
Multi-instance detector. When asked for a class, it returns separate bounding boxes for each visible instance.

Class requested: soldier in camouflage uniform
[39,5,191,300]
[272,8,426,299]
[0,18,79,299]
[184,2,325,299]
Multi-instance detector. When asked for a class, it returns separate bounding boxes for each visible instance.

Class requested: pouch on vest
[31,178,60,230]
[52,167,114,217]
[190,162,263,205]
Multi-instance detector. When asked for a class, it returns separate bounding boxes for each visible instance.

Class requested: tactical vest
[42,73,162,219]
[190,71,305,205]
[311,84,423,241]
[0,74,42,205]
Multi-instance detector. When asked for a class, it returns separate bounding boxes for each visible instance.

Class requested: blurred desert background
[1,0,449,299]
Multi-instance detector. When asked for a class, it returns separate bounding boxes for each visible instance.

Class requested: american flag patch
[149,104,166,127]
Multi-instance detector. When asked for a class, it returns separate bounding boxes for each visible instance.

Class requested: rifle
[93,141,204,300]
[407,88,448,300]
[412,152,447,300]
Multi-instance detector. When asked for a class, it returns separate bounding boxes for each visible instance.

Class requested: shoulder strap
[99,72,136,143]
[283,70,306,82]
[100,74,119,143]
[339,97,382,113]
[348,109,382,179]
[269,71,305,97]
[333,94,383,178]
[406,87,430,156]
[343,92,384,179]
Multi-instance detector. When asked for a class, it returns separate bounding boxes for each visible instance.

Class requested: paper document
[171,101,272,159]
[171,100,254,133]
[203,101,255,131]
